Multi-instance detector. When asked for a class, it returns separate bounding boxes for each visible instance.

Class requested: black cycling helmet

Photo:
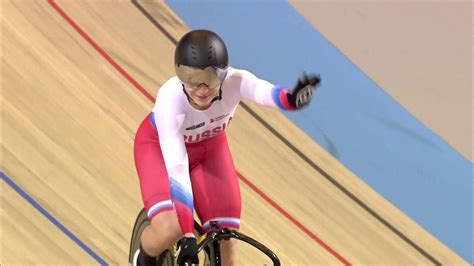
[175,29,229,88]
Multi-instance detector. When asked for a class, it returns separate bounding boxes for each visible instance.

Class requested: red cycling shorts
[134,113,241,231]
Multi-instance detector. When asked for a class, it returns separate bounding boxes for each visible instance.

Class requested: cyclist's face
[183,83,220,109]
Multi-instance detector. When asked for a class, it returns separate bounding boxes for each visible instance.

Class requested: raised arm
[238,70,321,110]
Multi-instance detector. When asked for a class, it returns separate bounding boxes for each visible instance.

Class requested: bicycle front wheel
[128,208,174,266]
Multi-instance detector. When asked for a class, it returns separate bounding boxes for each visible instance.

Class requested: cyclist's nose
[197,84,210,93]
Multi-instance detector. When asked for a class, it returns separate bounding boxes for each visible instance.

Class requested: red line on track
[238,174,351,265]
[47,0,155,103]
[47,1,351,265]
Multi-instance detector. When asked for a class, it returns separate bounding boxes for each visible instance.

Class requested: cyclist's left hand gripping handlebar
[177,237,199,266]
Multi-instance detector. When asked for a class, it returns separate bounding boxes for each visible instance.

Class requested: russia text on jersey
[184,117,233,143]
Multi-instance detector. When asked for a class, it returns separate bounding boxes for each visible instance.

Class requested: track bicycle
[129,208,280,266]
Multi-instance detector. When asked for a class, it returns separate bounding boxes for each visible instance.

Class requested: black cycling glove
[177,237,199,266]
[287,73,321,108]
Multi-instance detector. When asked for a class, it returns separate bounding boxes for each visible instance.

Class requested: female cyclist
[133,29,320,266]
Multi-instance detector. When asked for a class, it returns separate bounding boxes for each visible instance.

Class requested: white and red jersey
[150,67,291,233]
[153,67,280,142]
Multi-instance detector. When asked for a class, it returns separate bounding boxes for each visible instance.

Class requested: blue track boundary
[1,171,108,265]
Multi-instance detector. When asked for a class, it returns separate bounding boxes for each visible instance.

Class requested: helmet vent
[191,46,197,60]
[208,46,214,60]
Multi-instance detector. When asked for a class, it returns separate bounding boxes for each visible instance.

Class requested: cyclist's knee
[221,238,237,249]
[141,210,181,255]
[221,238,237,266]
[150,210,181,242]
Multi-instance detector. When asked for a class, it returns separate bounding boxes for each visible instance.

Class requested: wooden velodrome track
[1,1,468,265]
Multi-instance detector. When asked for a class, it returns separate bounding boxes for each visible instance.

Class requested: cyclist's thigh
[190,133,242,231]
[134,113,173,220]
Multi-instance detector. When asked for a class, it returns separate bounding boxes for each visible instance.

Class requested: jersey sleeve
[153,82,195,235]
[237,69,296,110]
